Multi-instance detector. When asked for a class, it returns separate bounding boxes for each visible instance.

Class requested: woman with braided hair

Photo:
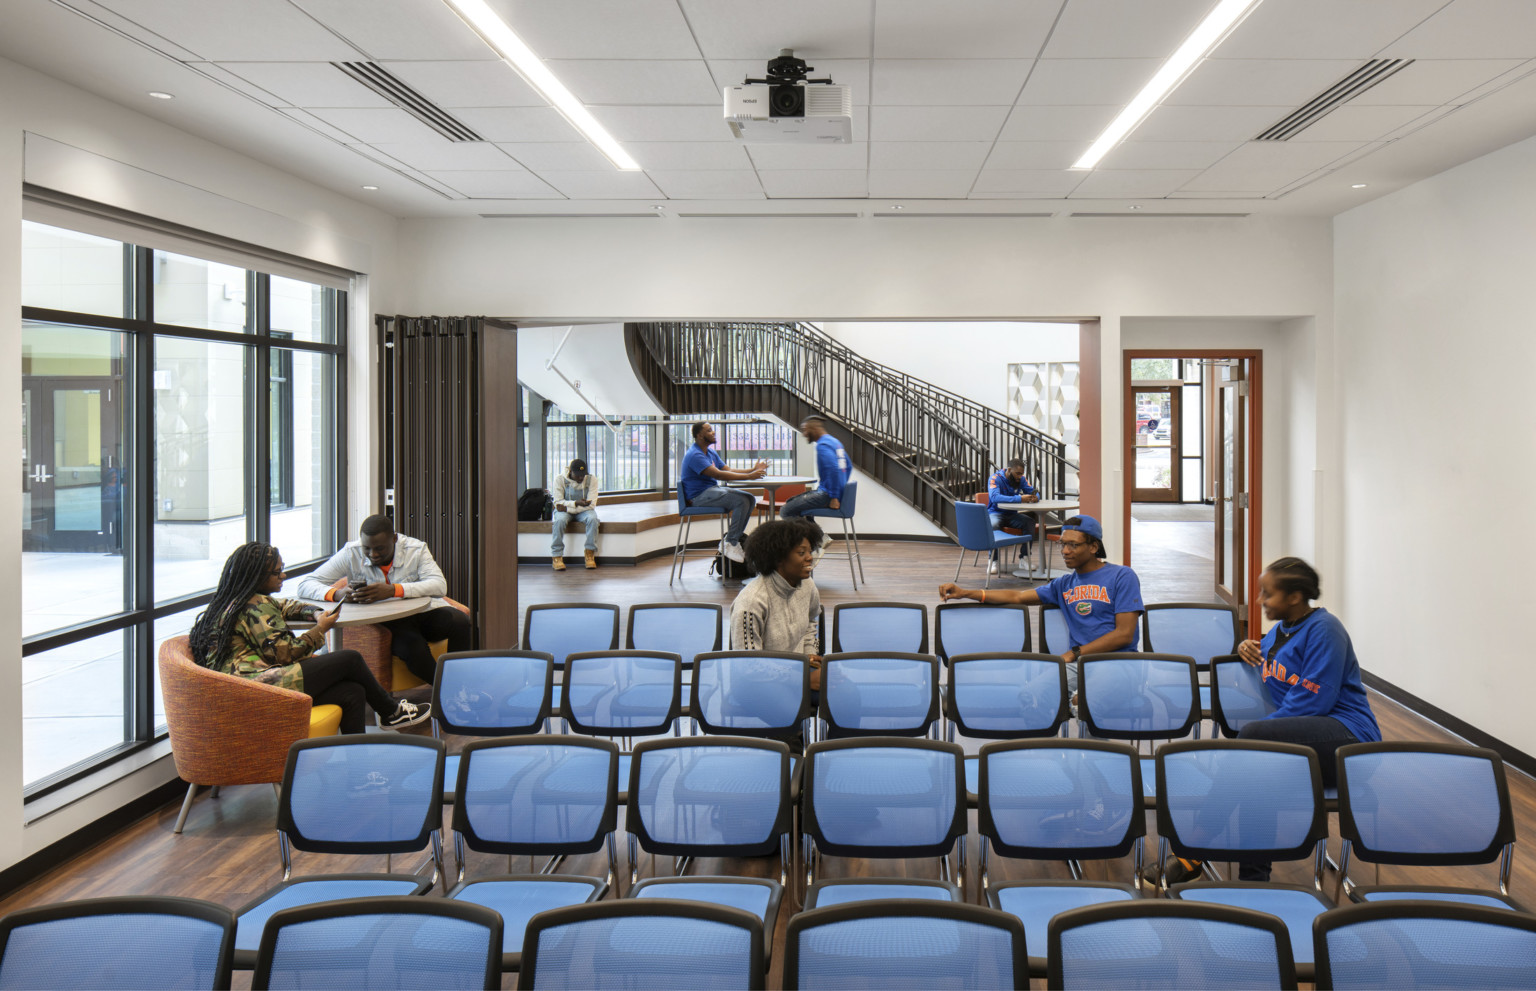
[190,541,430,733]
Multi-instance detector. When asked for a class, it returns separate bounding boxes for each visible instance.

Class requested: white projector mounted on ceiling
[724,49,852,144]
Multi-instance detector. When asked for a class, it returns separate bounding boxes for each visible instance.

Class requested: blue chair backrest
[979,740,1145,859]
[453,737,618,854]
[278,737,444,852]
[434,651,553,735]
[1337,743,1514,863]
[832,602,927,653]
[1049,901,1295,990]
[947,653,1069,738]
[785,901,1024,991]
[1315,902,1536,991]
[691,652,811,739]
[934,603,1030,660]
[1039,606,1069,654]
[820,653,939,737]
[953,501,996,552]
[628,738,791,857]
[520,902,763,991]
[1078,654,1198,740]
[1156,741,1326,860]
[833,480,857,516]
[804,740,965,858]
[254,897,500,991]
[1142,603,1239,664]
[0,897,234,991]
[628,603,722,666]
[522,603,620,667]
[563,651,681,736]
[1210,656,1274,737]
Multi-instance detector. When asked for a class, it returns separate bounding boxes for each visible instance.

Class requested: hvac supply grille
[1254,59,1414,141]
[333,62,484,142]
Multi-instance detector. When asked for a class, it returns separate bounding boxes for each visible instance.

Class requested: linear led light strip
[1073,0,1264,169]
[441,0,641,171]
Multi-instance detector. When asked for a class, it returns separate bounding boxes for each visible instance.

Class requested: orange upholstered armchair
[158,635,342,834]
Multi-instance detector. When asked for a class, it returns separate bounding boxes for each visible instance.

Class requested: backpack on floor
[709,552,753,581]
[517,487,552,522]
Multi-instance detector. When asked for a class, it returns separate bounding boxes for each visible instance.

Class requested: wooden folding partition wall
[376,315,519,648]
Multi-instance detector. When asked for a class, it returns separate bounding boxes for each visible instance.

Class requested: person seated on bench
[679,421,767,564]
[550,457,600,571]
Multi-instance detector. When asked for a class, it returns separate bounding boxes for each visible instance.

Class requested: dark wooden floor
[0,539,1524,990]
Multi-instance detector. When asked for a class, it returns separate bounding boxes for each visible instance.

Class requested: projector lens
[768,84,805,117]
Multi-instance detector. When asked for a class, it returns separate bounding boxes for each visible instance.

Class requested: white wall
[517,324,663,416]
[1334,132,1536,755]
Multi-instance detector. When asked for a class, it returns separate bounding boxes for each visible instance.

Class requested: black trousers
[384,606,473,684]
[299,649,398,734]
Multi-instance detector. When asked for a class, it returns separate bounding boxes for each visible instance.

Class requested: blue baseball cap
[1062,515,1103,542]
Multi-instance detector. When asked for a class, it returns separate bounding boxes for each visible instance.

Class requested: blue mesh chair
[0,896,234,990]
[628,602,724,728]
[1156,740,1332,981]
[563,650,683,793]
[947,653,1072,806]
[1048,900,1297,990]
[1314,901,1536,990]
[831,601,928,653]
[522,603,621,720]
[802,480,864,588]
[1210,655,1275,738]
[447,737,618,972]
[692,651,812,743]
[231,736,445,969]
[670,489,730,585]
[801,738,968,901]
[626,737,791,966]
[980,739,1146,977]
[1079,652,1200,805]
[819,652,940,740]
[784,900,1026,990]
[252,896,501,990]
[934,602,1031,660]
[1038,605,1068,655]
[1336,742,1525,910]
[1143,602,1240,718]
[953,501,1030,589]
[517,900,764,990]
[433,650,554,800]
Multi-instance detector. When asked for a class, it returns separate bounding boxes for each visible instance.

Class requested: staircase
[625,321,1072,537]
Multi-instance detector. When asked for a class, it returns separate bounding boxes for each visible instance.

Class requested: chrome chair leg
[173,782,199,834]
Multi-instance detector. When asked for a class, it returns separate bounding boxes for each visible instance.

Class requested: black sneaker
[1141,855,1203,888]
[383,699,432,729]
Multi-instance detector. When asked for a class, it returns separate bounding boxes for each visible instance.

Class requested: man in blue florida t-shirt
[781,416,850,523]
[678,421,768,563]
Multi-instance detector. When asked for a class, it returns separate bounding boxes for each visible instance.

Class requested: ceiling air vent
[1254,59,1413,141]
[333,62,484,142]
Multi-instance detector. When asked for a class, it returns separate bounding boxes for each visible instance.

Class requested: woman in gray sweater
[729,518,824,687]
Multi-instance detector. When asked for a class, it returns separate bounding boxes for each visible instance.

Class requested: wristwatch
[1068,646,1082,662]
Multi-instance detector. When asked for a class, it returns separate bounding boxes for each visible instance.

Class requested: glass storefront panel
[152,251,249,333]
[270,349,336,565]
[24,628,129,786]
[269,275,333,344]
[21,221,127,319]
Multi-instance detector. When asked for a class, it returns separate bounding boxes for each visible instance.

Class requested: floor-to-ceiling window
[19,218,347,795]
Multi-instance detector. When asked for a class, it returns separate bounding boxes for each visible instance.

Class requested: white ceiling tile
[869,141,992,170]
[306,108,443,143]
[647,171,766,198]
[707,60,870,102]
[1044,0,1218,58]
[545,60,719,105]
[496,142,612,170]
[867,170,979,198]
[1209,140,1368,172]
[1215,0,1448,59]
[679,0,874,59]
[874,60,1033,105]
[1178,168,1309,193]
[280,108,366,142]
[1098,140,1244,170]
[193,63,291,107]
[589,106,738,142]
[1348,59,1529,105]
[1381,0,1536,59]
[89,0,363,60]
[984,141,1087,170]
[971,170,1086,195]
[424,171,565,198]
[1133,105,1291,142]
[1168,59,1364,107]
[1069,169,1204,197]
[758,170,869,197]
[382,61,545,108]
[1018,59,1164,106]
[870,106,1009,141]
[367,138,523,171]
[214,62,393,109]
[747,143,868,170]
[874,0,1059,58]
[292,0,497,60]
[454,107,576,142]
[489,0,701,59]
[1284,105,1438,142]
[538,171,666,198]
[626,142,756,170]
[999,105,1119,140]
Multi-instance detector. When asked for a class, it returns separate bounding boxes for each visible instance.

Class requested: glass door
[1131,388,1181,502]
[1214,362,1248,609]
[22,377,123,552]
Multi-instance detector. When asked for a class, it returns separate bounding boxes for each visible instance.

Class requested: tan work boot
[584,549,598,569]
[551,556,566,571]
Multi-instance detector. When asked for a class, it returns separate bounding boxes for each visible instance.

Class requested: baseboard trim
[1362,670,1536,779]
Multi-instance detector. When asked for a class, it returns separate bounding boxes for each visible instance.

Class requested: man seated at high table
[298,513,472,684]
[987,457,1038,574]
[679,421,768,564]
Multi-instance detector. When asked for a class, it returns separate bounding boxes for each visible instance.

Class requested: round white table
[285,583,433,650]
[992,499,1080,580]
[727,475,818,520]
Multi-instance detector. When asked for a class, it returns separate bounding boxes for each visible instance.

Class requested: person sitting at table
[679,421,768,564]
[549,457,601,571]
[190,541,431,733]
[780,416,850,526]
[297,514,472,684]
[730,518,824,690]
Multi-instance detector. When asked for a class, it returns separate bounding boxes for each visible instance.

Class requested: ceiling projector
[724,49,852,144]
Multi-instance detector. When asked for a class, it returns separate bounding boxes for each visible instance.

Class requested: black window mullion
[251,274,270,544]
[130,247,154,741]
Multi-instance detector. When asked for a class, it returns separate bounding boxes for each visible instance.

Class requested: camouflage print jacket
[212,595,324,692]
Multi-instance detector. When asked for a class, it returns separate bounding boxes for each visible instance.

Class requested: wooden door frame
[1122,349,1263,636]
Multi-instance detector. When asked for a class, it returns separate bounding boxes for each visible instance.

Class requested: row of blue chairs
[7,890,1532,989]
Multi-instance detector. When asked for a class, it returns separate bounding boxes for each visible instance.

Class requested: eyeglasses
[1058,540,1090,551]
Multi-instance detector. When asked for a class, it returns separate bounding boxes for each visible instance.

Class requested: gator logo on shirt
[1074,601,1093,616]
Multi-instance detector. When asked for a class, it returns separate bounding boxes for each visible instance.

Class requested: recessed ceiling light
[651,204,664,210]
[891,204,904,210]
[1128,205,1142,210]
[1351,183,1367,189]
[148,91,174,100]
[361,185,379,191]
